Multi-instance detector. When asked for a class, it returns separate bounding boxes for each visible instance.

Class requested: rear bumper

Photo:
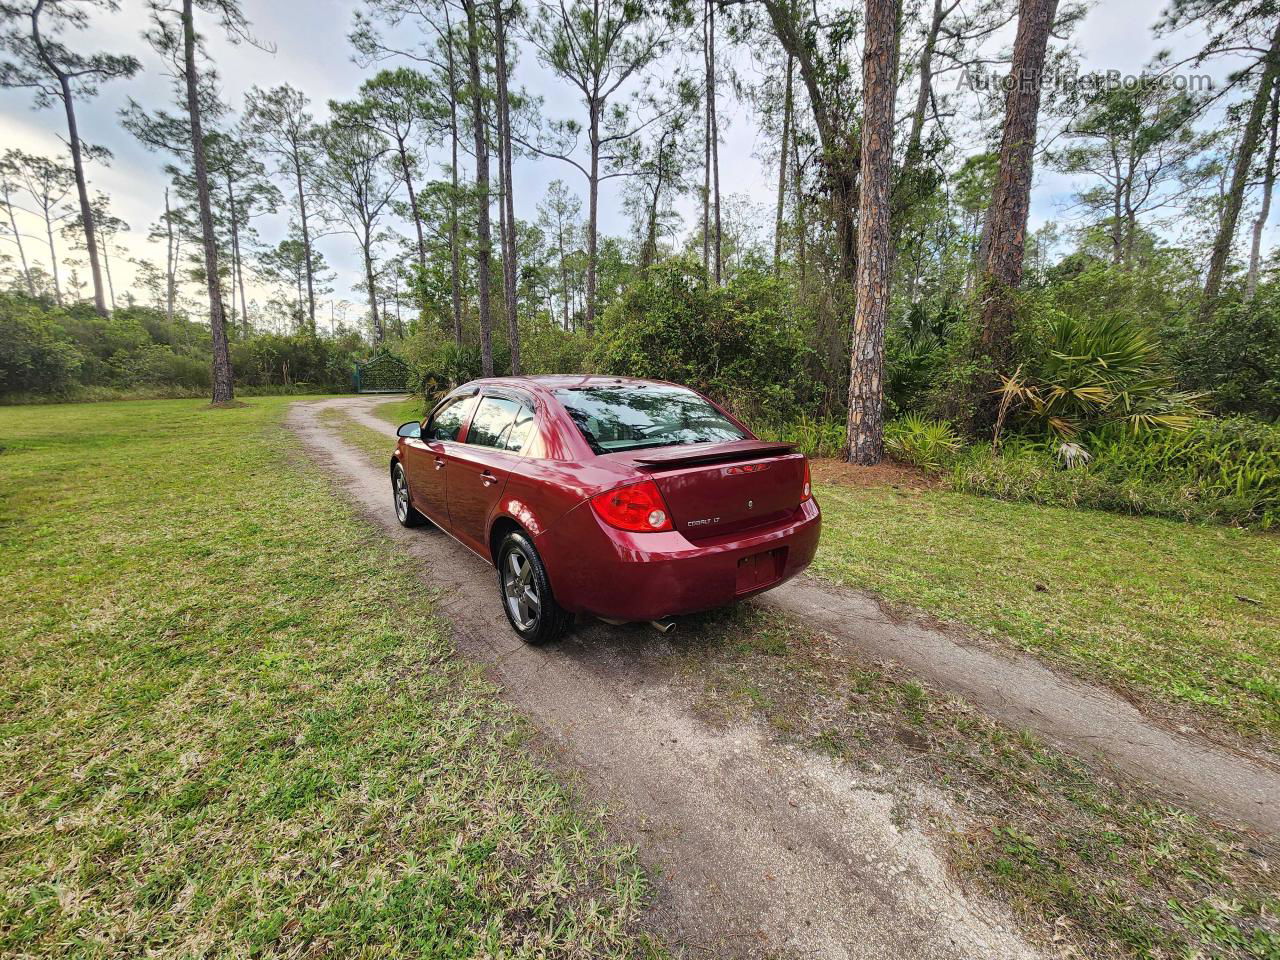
[536,497,821,621]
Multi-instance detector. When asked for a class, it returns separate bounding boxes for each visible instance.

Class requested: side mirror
[396,421,422,439]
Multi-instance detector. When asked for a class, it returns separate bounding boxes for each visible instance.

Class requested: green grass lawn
[0,398,660,958]
[372,396,424,427]
[812,480,1280,745]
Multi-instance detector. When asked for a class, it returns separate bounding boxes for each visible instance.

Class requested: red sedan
[391,376,821,643]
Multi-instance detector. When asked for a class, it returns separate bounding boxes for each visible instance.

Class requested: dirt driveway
[289,395,1280,958]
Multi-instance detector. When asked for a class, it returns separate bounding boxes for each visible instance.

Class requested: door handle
[434,457,445,470]
[480,469,497,486]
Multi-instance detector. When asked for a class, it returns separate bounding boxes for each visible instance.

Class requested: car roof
[462,374,680,397]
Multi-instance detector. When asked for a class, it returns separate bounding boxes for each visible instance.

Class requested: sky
[0,0,1249,331]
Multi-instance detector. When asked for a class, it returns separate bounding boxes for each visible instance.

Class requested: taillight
[801,458,812,501]
[590,479,673,532]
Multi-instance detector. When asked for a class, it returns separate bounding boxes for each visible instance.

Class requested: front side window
[425,394,477,442]
[555,385,746,454]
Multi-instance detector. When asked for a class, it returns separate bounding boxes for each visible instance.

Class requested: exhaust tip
[649,619,676,635]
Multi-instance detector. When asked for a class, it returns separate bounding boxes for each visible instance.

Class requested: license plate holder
[735,547,786,594]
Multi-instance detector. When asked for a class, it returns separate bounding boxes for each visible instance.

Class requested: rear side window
[467,396,538,454]
[425,394,477,441]
[555,385,745,453]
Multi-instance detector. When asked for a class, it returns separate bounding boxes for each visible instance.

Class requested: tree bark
[846,0,898,465]
[29,2,108,317]
[226,175,250,337]
[102,234,115,309]
[708,0,722,284]
[4,189,35,296]
[396,138,428,272]
[42,205,61,305]
[492,0,520,373]
[585,99,600,334]
[774,54,792,275]
[163,187,176,324]
[760,0,858,291]
[181,0,234,403]
[444,5,464,348]
[463,0,495,374]
[972,0,1058,429]
[1246,77,1280,302]
[1202,18,1280,319]
[292,156,317,333]
[363,236,383,342]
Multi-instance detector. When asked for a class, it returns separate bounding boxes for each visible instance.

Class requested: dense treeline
[1,0,1279,522]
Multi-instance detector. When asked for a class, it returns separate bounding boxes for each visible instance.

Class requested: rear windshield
[555,384,746,453]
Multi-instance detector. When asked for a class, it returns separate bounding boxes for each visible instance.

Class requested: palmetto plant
[995,313,1202,441]
[885,414,964,471]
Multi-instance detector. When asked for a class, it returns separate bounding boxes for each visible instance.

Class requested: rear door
[402,392,477,526]
[446,393,536,555]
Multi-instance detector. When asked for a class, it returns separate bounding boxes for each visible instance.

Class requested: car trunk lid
[611,442,805,540]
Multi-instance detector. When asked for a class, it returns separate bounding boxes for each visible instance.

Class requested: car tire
[497,530,572,644]
[392,462,426,528]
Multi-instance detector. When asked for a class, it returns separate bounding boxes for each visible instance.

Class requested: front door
[403,392,477,527]
[446,394,533,555]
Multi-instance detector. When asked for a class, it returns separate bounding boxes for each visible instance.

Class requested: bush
[952,417,1280,528]
[756,415,846,458]
[996,311,1201,440]
[1175,288,1280,421]
[592,258,815,424]
[0,299,84,394]
[885,415,965,471]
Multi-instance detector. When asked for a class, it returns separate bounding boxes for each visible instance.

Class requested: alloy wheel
[503,548,541,630]
[394,467,409,522]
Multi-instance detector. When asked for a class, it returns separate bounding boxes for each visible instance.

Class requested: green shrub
[1175,287,1280,421]
[996,311,1202,439]
[592,258,815,424]
[952,417,1280,528]
[885,415,965,471]
[0,299,84,394]
[756,415,846,458]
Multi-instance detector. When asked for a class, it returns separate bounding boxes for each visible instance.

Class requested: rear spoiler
[631,439,796,467]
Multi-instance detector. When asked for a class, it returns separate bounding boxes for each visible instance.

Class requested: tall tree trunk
[29,5,108,317]
[463,0,495,373]
[972,0,1058,430]
[558,220,569,329]
[102,236,115,309]
[905,0,946,165]
[774,54,793,275]
[2,181,35,296]
[1246,78,1280,302]
[445,5,464,349]
[794,138,806,282]
[182,0,234,404]
[585,101,600,334]
[492,0,520,373]
[42,207,61,305]
[397,140,428,272]
[708,0,722,284]
[293,156,316,332]
[701,0,711,274]
[164,187,176,324]
[1202,18,1280,319]
[227,176,250,337]
[363,237,383,342]
[847,0,897,465]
